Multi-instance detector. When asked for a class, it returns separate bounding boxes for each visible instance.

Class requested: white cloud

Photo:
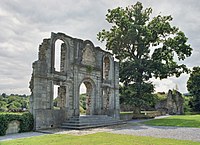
[0,0,199,95]
[151,78,176,93]
[151,73,190,93]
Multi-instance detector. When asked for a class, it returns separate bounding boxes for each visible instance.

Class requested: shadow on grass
[112,124,148,131]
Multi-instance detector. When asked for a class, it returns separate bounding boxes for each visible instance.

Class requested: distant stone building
[155,90,184,115]
[29,32,120,130]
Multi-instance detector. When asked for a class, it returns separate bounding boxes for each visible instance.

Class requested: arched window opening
[53,85,66,110]
[103,56,110,80]
[53,85,60,110]
[55,40,64,72]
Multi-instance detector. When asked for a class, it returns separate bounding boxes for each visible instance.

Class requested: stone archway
[79,78,95,116]
[30,32,120,130]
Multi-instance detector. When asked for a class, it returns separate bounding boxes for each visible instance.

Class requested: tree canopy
[0,94,29,112]
[98,2,192,112]
[187,67,200,111]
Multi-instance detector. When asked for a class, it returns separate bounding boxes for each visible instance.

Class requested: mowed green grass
[1,132,199,145]
[143,115,200,128]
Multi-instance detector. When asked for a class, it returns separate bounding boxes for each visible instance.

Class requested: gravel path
[108,116,200,142]
[0,132,45,141]
[1,115,200,142]
[109,124,200,142]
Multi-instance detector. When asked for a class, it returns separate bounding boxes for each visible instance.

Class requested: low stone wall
[120,113,133,121]
[34,109,67,130]
[6,120,20,135]
[141,111,163,117]
[120,111,164,121]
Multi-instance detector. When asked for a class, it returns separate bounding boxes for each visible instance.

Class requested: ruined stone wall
[30,32,120,130]
[155,90,184,115]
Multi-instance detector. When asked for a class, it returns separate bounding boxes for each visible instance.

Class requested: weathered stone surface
[6,120,20,135]
[82,44,96,67]
[30,32,120,130]
[155,90,184,115]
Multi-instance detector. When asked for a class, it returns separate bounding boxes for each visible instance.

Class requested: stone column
[73,66,79,116]
[114,61,120,119]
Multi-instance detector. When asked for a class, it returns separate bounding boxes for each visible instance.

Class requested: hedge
[0,112,34,136]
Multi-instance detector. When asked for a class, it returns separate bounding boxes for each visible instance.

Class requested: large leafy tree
[187,67,200,111]
[98,2,192,112]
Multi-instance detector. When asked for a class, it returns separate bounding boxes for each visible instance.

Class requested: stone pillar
[96,76,102,115]
[73,66,79,116]
[114,61,120,119]
[57,86,66,109]
[60,43,66,73]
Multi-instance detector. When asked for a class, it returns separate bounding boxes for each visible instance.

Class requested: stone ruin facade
[29,32,120,130]
[155,90,184,115]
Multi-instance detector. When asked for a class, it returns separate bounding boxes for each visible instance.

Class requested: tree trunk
[133,106,141,114]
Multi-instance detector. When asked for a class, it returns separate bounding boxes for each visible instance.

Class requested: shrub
[0,112,33,136]
[80,106,86,114]
[19,112,34,132]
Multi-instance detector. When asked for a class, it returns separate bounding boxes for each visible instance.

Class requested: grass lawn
[143,115,200,128]
[1,132,199,145]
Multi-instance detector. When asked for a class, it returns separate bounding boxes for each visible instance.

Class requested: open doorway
[53,85,66,110]
[53,85,60,110]
[79,81,93,115]
[79,83,86,115]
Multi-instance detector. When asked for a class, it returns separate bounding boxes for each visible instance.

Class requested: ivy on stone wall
[0,112,33,136]
[86,65,93,73]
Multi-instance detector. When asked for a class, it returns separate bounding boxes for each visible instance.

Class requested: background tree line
[0,93,29,112]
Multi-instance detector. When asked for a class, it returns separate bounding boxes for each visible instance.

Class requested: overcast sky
[0,0,200,95]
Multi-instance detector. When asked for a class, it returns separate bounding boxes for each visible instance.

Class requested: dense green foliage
[0,94,29,112]
[155,92,167,101]
[79,94,86,114]
[80,94,86,110]
[143,115,200,128]
[53,94,87,113]
[1,132,199,145]
[120,84,158,112]
[183,95,193,112]
[0,112,33,136]
[187,67,200,112]
[53,94,86,113]
[98,2,192,112]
